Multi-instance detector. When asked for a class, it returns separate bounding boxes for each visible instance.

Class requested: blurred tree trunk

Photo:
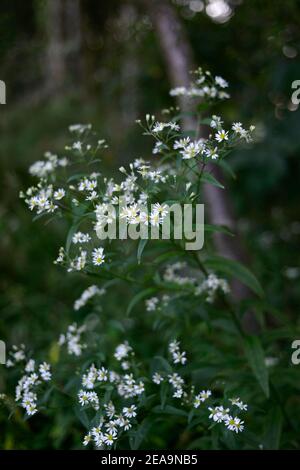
[45,0,66,94]
[65,0,83,81]
[144,0,259,333]
[119,5,139,127]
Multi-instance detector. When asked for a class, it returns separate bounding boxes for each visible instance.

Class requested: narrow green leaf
[263,406,282,449]
[153,405,188,417]
[204,224,234,237]
[126,287,157,315]
[218,159,236,179]
[65,219,82,254]
[130,418,152,450]
[201,171,225,189]
[244,335,269,397]
[74,406,90,429]
[151,356,173,374]
[205,255,264,297]
[137,239,148,264]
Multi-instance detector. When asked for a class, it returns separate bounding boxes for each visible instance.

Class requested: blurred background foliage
[0,0,300,449]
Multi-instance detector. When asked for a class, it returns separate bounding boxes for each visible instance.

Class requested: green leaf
[160,383,168,408]
[129,418,152,450]
[153,250,185,265]
[243,335,269,397]
[126,287,157,315]
[205,255,264,297]
[204,224,234,237]
[65,219,82,254]
[137,239,148,264]
[151,356,173,374]
[67,173,87,183]
[201,171,224,189]
[263,406,282,449]
[153,405,188,417]
[218,159,236,179]
[74,406,90,429]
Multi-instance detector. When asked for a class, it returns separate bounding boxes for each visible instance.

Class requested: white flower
[121,361,130,370]
[229,398,248,411]
[39,362,51,381]
[103,432,117,446]
[83,433,92,446]
[149,211,161,227]
[199,389,211,401]
[122,405,137,418]
[225,416,244,433]
[25,359,35,373]
[215,130,229,142]
[72,141,82,151]
[78,390,99,409]
[152,141,163,154]
[173,137,190,149]
[215,76,228,88]
[59,323,86,356]
[169,340,180,354]
[170,86,187,96]
[74,285,105,310]
[173,350,187,365]
[180,141,202,160]
[69,123,92,134]
[104,401,116,419]
[25,403,38,416]
[114,342,132,361]
[105,421,118,434]
[152,122,165,133]
[169,340,187,365]
[92,247,105,266]
[168,373,184,389]
[87,391,99,409]
[152,203,169,218]
[117,417,131,431]
[232,122,244,134]
[53,188,65,200]
[173,388,184,398]
[78,390,90,406]
[152,373,164,384]
[205,147,219,160]
[210,115,223,129]
[86,180,97,191]
[86,191,98,201]
[68,250,87,271]
[194,390,211,408]
[72,232,91,244]
[152,121,180,133]
[208,407,221,422]
[208,406,229,422]
[97,367,108,382]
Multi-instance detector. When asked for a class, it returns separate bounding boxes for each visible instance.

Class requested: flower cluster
[58,323,87,356]
[20,183,63,215]
[13,68,257,449]
[54,245,106,272]
[6,344,26,368]
[169,340,187,365]
[28,151,68,178]
[74,285,106,310]
[12,354,52,416]
[195,273,230,302]
[82,403,137,448]
[162,262,230,302]
[170,67,230,100]
[208,399,246,434]
[76,342,145,448]
[145,294,170,312]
